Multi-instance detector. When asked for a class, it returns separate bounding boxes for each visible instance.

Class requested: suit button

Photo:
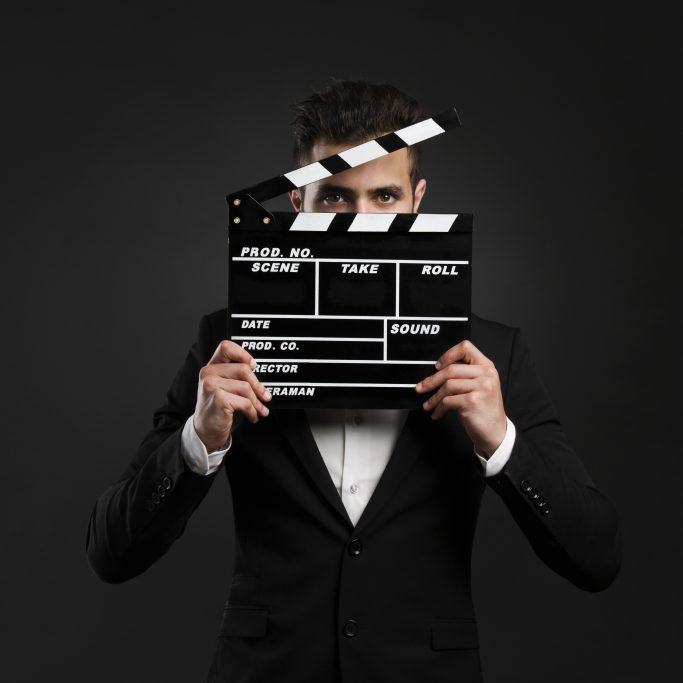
[157,484,166,498]
[162,476,172,490]
[520,480,533,493]
[348,539,363,556]
[528,489,540,501]
[343,620,359,638]
[541,503,551,515]
[151,493,159,504]
[534,496,545,508]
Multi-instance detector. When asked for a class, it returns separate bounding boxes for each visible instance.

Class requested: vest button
[343,620,359,638]
[348,539,363,556]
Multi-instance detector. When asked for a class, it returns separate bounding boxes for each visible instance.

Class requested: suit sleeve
[85,314,227,583]
[486,328,622,591]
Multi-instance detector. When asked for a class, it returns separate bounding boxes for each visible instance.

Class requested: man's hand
[415,339,507,458]
[193,340,271,452]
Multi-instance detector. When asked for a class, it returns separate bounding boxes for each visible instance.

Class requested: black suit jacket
[86,310,621,683]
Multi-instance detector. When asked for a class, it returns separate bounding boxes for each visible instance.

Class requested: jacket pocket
[219,607,268,638]
[430,619,479,650]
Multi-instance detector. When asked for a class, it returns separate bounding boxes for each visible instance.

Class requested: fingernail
[262,406,270,416]
[415,382,422,391]
[250,358,257,369]
[435,360,441,369]
[264,389,272,400]
[422,401,429,410]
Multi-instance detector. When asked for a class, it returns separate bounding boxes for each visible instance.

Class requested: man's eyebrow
[313,183,407,198]
[313,183,357,198]
[372,184,406,198]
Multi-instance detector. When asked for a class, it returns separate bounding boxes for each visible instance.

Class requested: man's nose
[347,199,373,213]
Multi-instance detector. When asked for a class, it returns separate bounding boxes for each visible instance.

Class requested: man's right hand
[193,340,271,452]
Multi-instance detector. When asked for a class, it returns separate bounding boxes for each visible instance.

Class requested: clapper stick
[225,106,472,408]
[229,107,460,206]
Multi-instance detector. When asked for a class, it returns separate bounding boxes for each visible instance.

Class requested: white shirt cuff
[180,415,231,476]
[475,417,516,477]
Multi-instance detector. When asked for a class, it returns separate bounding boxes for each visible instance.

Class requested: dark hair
[291,79,425,190]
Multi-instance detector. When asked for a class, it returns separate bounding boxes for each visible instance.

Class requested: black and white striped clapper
[226,107,472,408]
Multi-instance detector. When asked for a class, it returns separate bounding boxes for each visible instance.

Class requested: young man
[87,80,621,683]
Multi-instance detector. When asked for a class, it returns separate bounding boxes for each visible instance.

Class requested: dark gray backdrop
[3,3,681,681]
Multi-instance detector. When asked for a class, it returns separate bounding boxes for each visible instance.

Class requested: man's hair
[291,79,425,191]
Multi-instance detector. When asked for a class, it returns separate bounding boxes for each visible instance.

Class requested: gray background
[3,2,681,681]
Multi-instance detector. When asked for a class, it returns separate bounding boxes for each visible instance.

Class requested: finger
[415,363,489,394]
[218,389,260,424]
[213,377,270,417]
[208,340,256,368]
[435,339,493,369]
[431,394,469,421]
[202,362,272,402]
[422,378,477,412]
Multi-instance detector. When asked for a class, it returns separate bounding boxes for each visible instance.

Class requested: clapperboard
[226,108,472,408]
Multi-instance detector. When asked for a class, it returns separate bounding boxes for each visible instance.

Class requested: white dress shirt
[181,411,515,527]
[306,409,409,526]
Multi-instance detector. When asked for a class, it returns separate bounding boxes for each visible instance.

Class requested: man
[86,80,621,682]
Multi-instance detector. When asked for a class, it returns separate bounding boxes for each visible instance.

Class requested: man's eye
[323,194,344,204]
[377,192,395,203]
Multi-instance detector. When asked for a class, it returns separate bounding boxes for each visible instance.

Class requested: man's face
[289,141,427,214]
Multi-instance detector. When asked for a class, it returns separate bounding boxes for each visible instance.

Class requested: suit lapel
[275,408,430,536]
[274,409,353,527]
[352,409,427,535]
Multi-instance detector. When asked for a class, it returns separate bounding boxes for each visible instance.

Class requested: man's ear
[289,189,303,212]
[412,179,427,212]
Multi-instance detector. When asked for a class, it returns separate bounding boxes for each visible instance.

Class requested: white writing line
[231,314,468,321]
[231,336,383,342]
[254,359,434,365]
[232,257,469,265]
[383,320,387,361]
[263,383,417,388]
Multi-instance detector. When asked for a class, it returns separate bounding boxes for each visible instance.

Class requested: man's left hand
[415,340,507,458]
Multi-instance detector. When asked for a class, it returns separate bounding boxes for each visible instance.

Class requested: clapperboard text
[226,107,472,408]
